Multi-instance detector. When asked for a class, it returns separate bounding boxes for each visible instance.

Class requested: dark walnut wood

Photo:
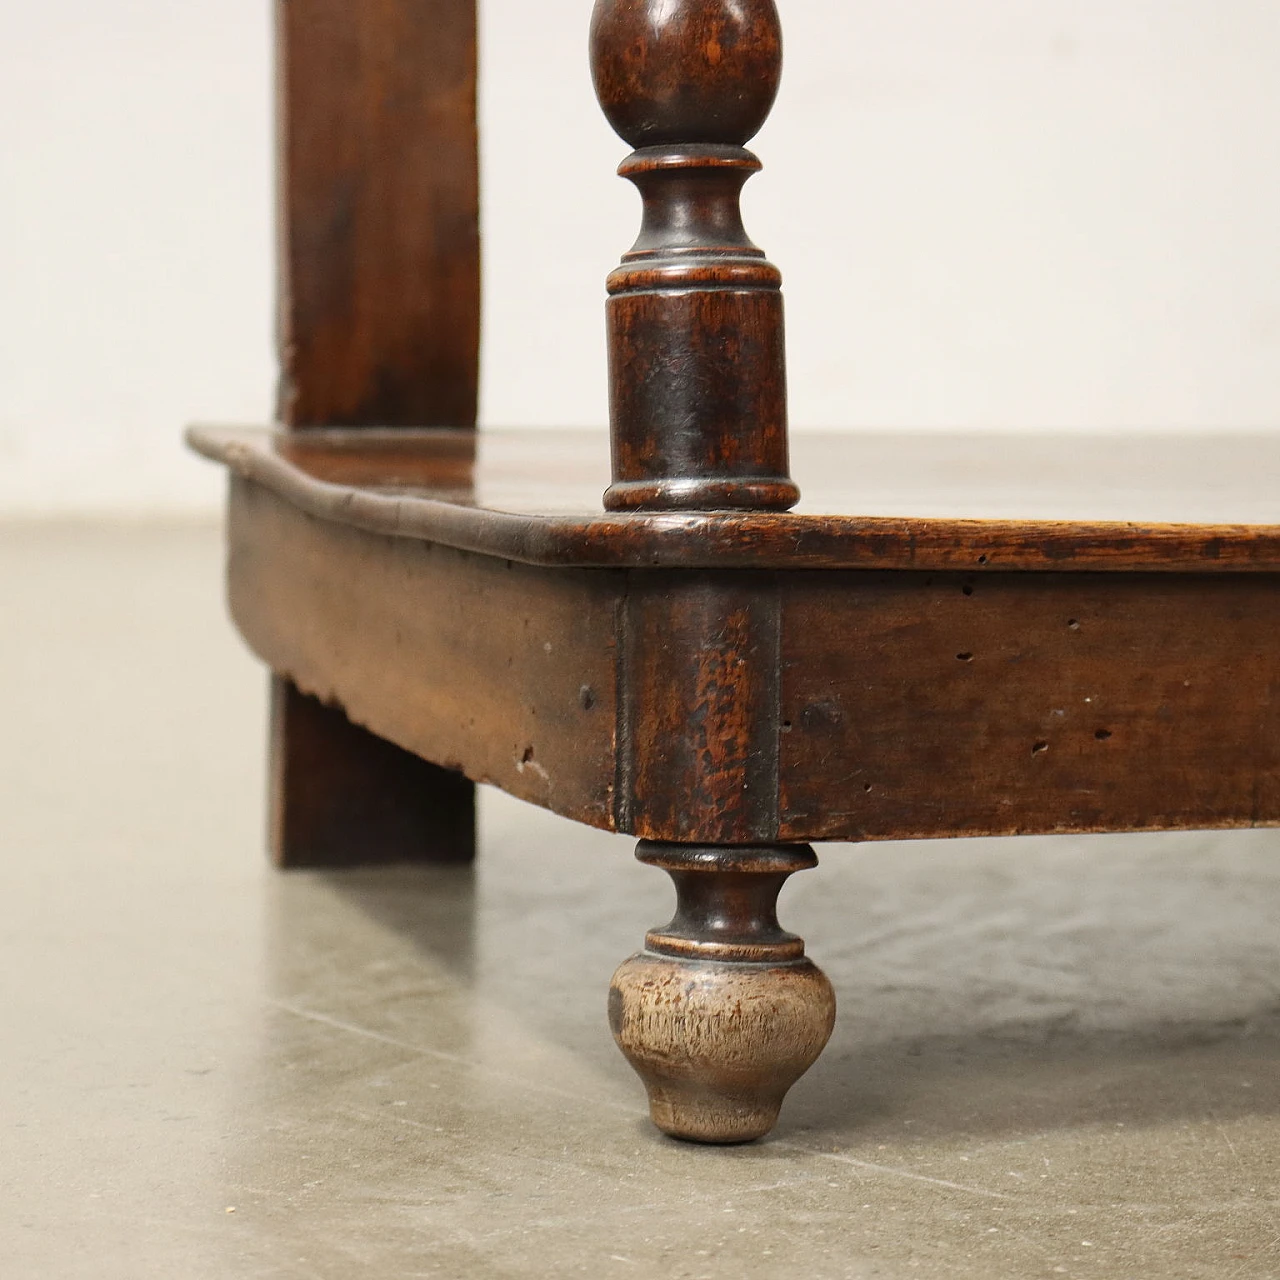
[778,571,1280,842]
[228,476,620,832]
[270,676,474,866]
[198,426,1280,1137]
[610,844,835,1143]
[591,0,797,513]
[189,427,1280,573]
[590,0,781,147]
[616,572,784,842]
[194,0,1280,1146]
[195,428,1280,847]
[277,0,479,427]
[270,0,480,868]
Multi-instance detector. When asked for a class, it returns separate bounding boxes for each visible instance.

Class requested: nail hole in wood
[863,783,873,793]
[1032,740,1049,755]
[521,745,535,764]
[1095,728,1112,740]
[962,584,974,597]
[1068,619,1080,630]
[956,652,973,662]
[579,685,596,711]
[977,554,988,565]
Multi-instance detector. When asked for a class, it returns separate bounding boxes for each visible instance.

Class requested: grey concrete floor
[3,523,1280,1278]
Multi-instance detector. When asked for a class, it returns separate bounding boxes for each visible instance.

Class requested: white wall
[1,2,273,515]
[3,1,1278,516]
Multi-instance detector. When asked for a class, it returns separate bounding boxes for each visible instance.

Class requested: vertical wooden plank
[277,0,480,427]
[270,0,479,864]
[270,678,475,866]
[590,0,798,513]
[620,572,783,843]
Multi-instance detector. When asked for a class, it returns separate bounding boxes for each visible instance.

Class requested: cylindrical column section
[591,0,800,513]
[605,284,792,512]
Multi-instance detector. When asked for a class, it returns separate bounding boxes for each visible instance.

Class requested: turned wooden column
[591,0,800,512]
[592,0,827,1144]
[610,843,835,1143]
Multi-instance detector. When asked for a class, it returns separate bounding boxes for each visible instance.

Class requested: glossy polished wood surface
[592,0,797,512]
[191,426,1280,572]
[590,0,781,148]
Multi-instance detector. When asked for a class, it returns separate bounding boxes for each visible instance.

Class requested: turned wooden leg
[609,842,835,1144]
[269,676,475,868]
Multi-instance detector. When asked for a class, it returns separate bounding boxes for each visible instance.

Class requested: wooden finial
[590,0,800,513]
[609,843,836,1143]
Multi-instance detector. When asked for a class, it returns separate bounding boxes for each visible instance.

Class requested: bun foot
[610,951,835,1143]
[608,842,836,1144]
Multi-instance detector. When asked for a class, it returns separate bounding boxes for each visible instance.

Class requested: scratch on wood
[614,579,635,833]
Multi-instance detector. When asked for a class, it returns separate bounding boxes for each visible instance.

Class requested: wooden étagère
[193,0,1280,1145]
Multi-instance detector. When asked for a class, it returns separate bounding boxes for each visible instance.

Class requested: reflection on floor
[3,523,1278,1279]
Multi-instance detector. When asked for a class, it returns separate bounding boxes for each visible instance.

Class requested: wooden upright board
[277,0,480,428]
[268,1,481,865]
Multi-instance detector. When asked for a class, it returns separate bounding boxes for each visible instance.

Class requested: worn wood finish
[618,573,782,842]
[188,427,1280,573]
[777,570,1280,842]
[192,0,1280,1146]
[229,478,620,831]
[276,0,479,428]
[270,676,474,866]
[609,843,835,1143]
[620,567,1280,845]
[213,462,1280,1135]
[216,467,1280,849]
[271,0,480,867]
[591,0,797,512]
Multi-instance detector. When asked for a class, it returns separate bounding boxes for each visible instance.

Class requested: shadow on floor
[316,861,479,982]
[298,824,1280,1147]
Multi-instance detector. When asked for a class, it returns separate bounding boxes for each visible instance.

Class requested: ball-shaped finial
[590,0,782,149]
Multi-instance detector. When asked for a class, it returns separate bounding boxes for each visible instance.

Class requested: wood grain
[277,0,479,427]
[778,570,1280,841]
[590,0,781,149]
[591,0,797,512]
[618,574,781,842]
[270,0,480,867]
[229,478,621,832]
[609,842,835,1143]
[270,676,474,866]
[190,427,1280,573]
[219,470,1280,846]
[197,0,1280,1144]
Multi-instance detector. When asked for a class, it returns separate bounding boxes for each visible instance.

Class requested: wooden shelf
[190,426,1280,573]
